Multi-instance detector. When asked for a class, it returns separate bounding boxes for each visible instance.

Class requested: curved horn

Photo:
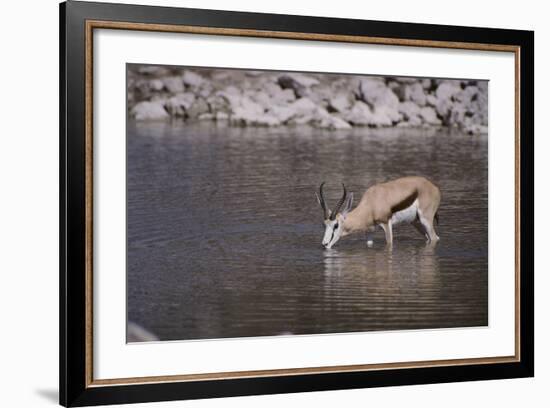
[317,182,329,219]
[330,183,347,220]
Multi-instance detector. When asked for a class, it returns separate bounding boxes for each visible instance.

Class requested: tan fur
[341,176,441,244]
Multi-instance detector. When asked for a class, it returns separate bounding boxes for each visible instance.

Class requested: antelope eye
[334,223,339,229]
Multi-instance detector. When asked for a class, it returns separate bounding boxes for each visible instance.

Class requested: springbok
[316,176,440,249]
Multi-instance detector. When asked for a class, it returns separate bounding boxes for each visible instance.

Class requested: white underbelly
[390,199,419,225]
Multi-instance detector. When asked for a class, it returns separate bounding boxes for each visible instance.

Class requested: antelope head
[316,183,354,249]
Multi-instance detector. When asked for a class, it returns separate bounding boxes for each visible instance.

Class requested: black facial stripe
[329,225,337,243]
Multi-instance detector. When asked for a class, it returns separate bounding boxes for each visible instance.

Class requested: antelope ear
[315,192,322,206]
[342,192,354,216]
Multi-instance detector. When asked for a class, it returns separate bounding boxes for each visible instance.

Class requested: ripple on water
[127,122,488,341]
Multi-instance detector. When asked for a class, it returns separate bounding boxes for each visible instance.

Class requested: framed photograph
[60,1,534,406]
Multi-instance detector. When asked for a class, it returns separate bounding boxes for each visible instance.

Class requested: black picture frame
[60,1,534,406]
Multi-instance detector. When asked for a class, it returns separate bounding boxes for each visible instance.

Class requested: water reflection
[321,244,442,330]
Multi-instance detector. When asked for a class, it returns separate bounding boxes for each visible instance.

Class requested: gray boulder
[398,101,421,120]
[278,73,320,98]
[207,94,231,114]
[357,78,399,109]
[436,81,462,99]
[370,106,397,127]
[268,105,296,123]
[130,101,169,120]
[187,97,210,118]
[421,78,433,90]
[149,78,164,92]
[284,97,319,125]
[436,98,453,119]
[357,78,401,125]
[162,76,185,93]
[164,92,196,117]
[328,93,354,113]
[419,106,441,126]
[313,109,352,129]
[264,82,296,105]
[343,101,373,126]
[343,101,398,127]
[216,91,282,127]
[405,82,427,106]
[393,82,426,106]
[182,70,205,88]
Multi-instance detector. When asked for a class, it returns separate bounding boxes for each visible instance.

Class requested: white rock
[426,94,438,106]
[196,83,214,99]
[187,97,210,118]
[436,98,453,118]
[343,101,397,127]
[405,82,427,106]
[207,94,230,113]
[315,113,352,129]
[162,76,185,93]
[381,105,402,122]
[220,93,282,127]
[419,106,441,126]
[343,101,374,126]
[449,106,466,126]
[268,97,321,125]
[130,101,169,120]
[250,90,273,109]
[277,74,320,97]
[289,97,318,114]
[329,93,353,113]
[164,92,195,117]
[398,101,421,120]
[223,85,241,96]
[455,85,479,103]
[369,107,395,127]
[357,78,399,109]
[264,83,296,105]
[406,115,423,126]
[214,91,241,112]
[182,70,205,87]
[149,79,164,91]
[435,81,461,100]
[268,105,296,123]
[421,79,432,89]
[230,108,280,127]
[240,96,264,116]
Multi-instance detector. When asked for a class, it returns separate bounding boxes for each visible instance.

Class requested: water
[127,120,488,341]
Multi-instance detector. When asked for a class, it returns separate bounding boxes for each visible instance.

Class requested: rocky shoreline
[128,65,488,134]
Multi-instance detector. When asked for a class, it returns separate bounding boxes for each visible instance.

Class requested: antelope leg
[419,216,439,243]
[380,221,393,245]
[412,219,429,241]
